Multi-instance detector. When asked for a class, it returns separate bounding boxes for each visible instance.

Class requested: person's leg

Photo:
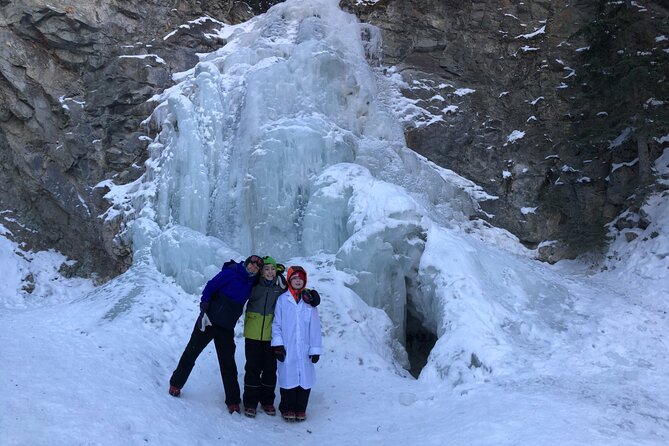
[259,340,277,407]
[295,386,311,420]
[279,387,297,420]
[212,326,241,407]
[243,338,262,410]
[169,326,214,391]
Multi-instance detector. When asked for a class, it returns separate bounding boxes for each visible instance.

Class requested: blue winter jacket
[202,262,257,329]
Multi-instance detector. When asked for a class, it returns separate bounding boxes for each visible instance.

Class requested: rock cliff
[1,0,667,279]
[342,0,668,261]
[0,0,275,278]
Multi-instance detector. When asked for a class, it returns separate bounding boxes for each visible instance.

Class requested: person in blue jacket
[168,255,264,414]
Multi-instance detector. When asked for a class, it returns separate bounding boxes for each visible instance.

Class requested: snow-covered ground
[2,0,668,444]
[2,198,668,445]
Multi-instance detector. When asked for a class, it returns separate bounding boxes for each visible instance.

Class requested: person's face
[262,264,276,281]
[289,274,304,290]
[247,261,260,275]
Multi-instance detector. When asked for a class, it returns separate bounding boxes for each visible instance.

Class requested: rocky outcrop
[0,0,281,279]
[343,0,669,261]
[1,0,666,280]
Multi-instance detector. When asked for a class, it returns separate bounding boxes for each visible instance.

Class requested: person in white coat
[271,265,323,422]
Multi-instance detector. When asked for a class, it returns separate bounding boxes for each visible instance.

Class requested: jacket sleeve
[271,297,284,347]
[308,308,323,356]
[201,268,232,303]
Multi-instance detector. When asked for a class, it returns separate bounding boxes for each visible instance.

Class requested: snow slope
[2,211,668,445]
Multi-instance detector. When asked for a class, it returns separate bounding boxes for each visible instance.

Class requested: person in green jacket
[242,256,320,418]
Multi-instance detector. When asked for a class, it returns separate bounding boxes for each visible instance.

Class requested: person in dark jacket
[168,255,264,414]
[242,256,320,418]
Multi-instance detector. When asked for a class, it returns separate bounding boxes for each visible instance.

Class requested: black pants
[169,324,240,406]
[243,338,277,408]
[279,386,311,413]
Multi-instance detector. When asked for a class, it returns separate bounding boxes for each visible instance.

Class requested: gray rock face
[0,0,282,279]
[1,0,666,280]
[343,0,668,260]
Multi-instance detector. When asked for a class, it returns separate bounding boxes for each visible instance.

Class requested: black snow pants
[279,386,311,414]
[169,324,240,406]
[243,338,277,408]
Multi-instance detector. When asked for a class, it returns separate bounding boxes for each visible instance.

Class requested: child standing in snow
[242,257,321,418]
[271,265,322,422]
[241,256,287,418]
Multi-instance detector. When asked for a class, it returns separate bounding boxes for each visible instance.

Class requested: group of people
[168,255,323,422]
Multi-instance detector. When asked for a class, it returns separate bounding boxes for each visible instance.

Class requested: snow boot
[295,412,306,422]
[168,385,181,397]
[228,404,241,414]
[244,407,257,418]
[261,404,276,416]
[281,410,295,422]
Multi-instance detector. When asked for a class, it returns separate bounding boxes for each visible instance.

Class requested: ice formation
[116,0,574,382]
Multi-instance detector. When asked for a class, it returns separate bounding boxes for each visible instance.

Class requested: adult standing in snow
[168,255,264,414]
[242,257,321,418]
[271,266,323,422]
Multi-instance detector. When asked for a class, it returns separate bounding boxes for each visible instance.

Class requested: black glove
[274,346,286,362]
[276,263,285,275]
[310,355,320,364]
[307,289,321,307]
[299,289,311,304]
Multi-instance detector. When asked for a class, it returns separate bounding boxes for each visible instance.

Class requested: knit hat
[287,266,307,289]
[245,255,264,269]
[262,256,278,269]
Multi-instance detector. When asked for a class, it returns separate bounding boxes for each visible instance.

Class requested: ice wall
[134,0,479,292]
[121,0,557,383]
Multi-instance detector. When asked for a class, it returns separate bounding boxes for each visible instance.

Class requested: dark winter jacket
[243,275,287,341]
[202,262,258,330]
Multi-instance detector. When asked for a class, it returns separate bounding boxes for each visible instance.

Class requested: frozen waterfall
[113,0,575,382]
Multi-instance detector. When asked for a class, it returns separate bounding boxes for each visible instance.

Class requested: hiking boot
[168,385,181,397]
[244,407,257,418]
[281,410,296,422]
[227,404,241,414]
[261,404,276,416]
[295,411,307,422]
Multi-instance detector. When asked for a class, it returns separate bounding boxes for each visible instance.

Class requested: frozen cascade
[115,0,577,382]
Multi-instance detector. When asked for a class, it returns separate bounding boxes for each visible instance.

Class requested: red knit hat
[287,266,307,289]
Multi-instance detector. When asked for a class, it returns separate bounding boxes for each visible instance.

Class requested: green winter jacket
[243,275,286,341]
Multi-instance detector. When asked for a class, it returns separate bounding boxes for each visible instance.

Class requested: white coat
[271,290,323,389]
